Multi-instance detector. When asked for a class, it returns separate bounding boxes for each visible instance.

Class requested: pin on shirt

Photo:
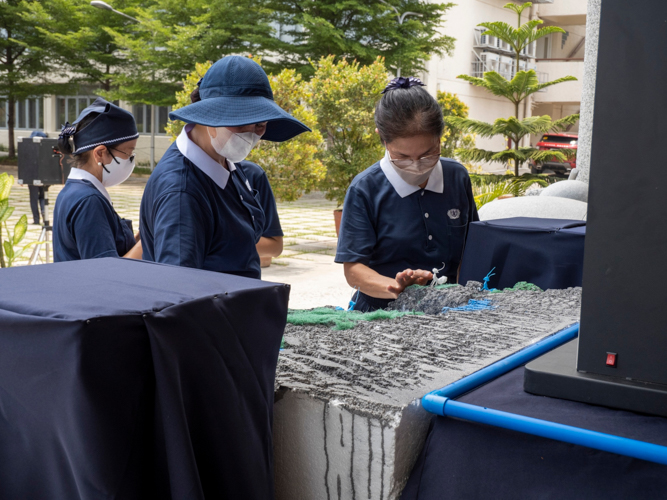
[448,208,461,220]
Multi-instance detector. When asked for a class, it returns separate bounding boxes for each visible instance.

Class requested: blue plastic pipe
[442,399,667,465]
[421,323,667,466]
[422,323,580,414]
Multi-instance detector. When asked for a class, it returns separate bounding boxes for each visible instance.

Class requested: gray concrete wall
[576,0,602,183]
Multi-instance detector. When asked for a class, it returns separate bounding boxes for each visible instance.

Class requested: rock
[274,287,582,499]
[540,179,589,202]
[479,196,587,221]
[389,285,477,314]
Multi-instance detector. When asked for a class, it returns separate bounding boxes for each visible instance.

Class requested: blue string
[442,299,496,314]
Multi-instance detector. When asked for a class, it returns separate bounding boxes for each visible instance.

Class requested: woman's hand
[387,269,434,296]
[343,263,433,300]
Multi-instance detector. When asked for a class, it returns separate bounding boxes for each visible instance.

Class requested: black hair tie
[382,76,426,94]
[59,122,77,153]
[59,122,76,139]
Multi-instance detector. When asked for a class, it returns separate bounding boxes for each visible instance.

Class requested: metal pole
[150,104,155,170]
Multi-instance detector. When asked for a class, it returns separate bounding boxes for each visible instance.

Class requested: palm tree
[451,2,580,176]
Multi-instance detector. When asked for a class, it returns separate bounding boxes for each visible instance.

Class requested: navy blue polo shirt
[140,127,265,279]
[237,161,283,238]
[335,156,479,310]
[53,176,135,262]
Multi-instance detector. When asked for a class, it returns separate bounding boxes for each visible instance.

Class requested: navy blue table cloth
[0,258,289,500]
[459,217,586,290]
[402,367,667,500]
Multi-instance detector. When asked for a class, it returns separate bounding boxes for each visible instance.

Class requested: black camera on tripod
[17,136,69,187]
[15,135,68,263]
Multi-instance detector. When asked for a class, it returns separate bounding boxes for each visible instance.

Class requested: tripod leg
[39,190,47,225]
[29,227,48,265]
[28,185,40,224]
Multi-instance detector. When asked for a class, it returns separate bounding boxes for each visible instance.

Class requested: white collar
[176,123,236,190]
[68,167,112,203]
[380,152,444,198]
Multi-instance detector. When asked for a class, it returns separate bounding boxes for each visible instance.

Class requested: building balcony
[538,0,587,26]
[532,59,584,103]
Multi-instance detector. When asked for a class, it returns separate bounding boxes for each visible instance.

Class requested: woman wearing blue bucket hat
[140,56,310,278]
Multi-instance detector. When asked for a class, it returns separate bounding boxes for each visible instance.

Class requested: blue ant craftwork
[482,267,497,292]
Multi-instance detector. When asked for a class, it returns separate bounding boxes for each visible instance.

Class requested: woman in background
[53,98,142,262]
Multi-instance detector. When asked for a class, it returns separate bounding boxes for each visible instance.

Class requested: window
[0,98,43,130]
[131,104,171,135]
[18,100,26,129]
[540,135,578,146]
[56,95,99,127]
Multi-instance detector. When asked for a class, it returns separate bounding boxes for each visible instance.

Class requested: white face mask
[102,154,135,188]
[385,149,439,186]
[208,126,261,163]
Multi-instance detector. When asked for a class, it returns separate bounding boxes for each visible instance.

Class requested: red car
[529,133,578,176]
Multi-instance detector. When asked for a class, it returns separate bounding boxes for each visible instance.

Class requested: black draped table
[459,217,586,290]
[0,258,289,500]
[402,367,667,500]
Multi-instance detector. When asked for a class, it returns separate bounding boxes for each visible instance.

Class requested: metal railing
[470,60,550,92]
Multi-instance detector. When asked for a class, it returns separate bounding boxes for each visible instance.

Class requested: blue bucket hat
[59,98,138,155]
[169,56,311,142]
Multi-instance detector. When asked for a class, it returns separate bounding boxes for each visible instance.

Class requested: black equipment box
[524,0,667,415]
[17,137,69,186]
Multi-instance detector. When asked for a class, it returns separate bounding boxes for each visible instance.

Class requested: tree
[101,0,276,107]
[437,91,475,160]
[20,0,143,93]
[167,59,326,202]
[267,0,455,77]
[0,0,70,157]
[448,2,579,176]
[307,56,387,206]
[246,68,326,201]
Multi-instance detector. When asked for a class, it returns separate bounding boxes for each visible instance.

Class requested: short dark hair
[375,86,444,144]
[190,87,201,103]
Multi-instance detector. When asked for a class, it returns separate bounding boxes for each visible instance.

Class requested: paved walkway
[1,166,353,309]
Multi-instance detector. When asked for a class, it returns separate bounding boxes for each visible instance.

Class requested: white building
[422,0,586,172]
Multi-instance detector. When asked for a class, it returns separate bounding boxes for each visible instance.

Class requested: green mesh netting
[504,281,543,292]
[489,281,543,293]
[286,307,424,331]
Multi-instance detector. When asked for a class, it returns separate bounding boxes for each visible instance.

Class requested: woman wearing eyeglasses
[53,98,143,262]
[335,77,479,312]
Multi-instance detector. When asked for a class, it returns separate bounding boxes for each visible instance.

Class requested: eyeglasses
[388,151,441,170]
[108,147,136,164]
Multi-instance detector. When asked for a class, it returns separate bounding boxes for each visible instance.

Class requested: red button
[606,352,617,367]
